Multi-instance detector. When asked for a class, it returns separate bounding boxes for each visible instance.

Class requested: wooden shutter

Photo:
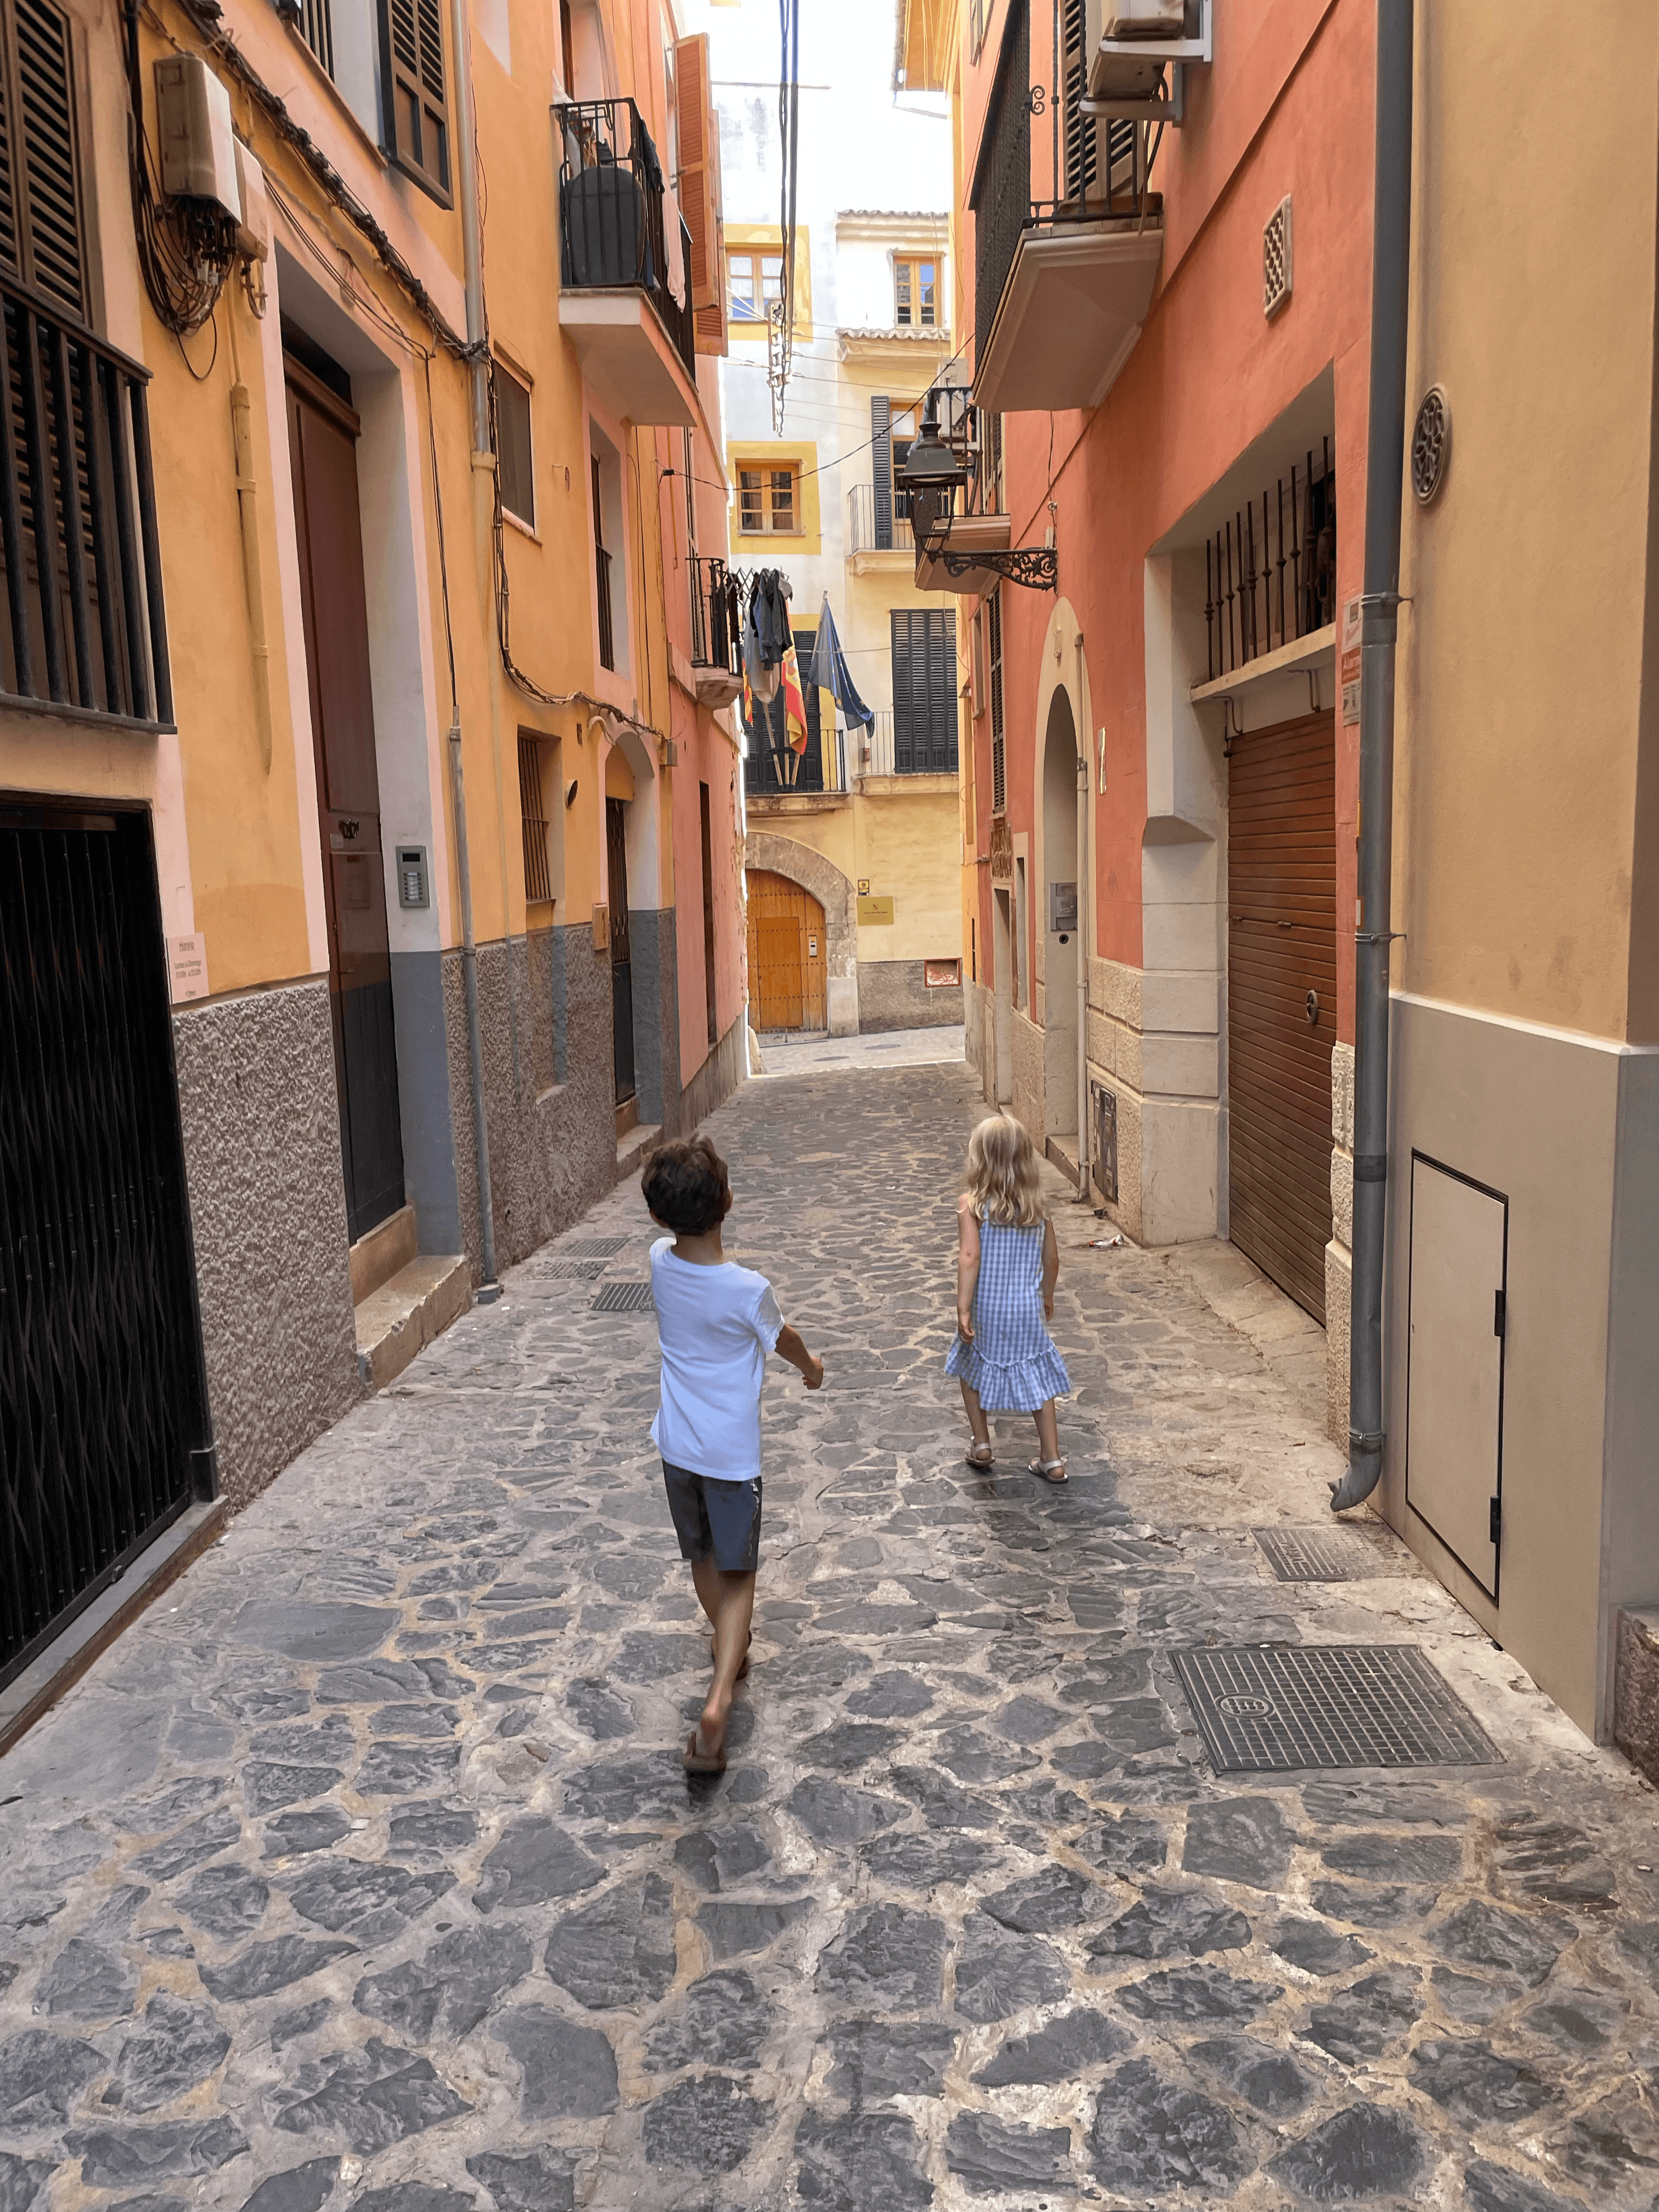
[927,608,957,769]
[871,394,893,551]
[378,0,451,206]
[0,0,86,317]
[677,32,727,359]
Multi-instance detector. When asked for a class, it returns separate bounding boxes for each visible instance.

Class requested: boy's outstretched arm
[775,1324,825,1390]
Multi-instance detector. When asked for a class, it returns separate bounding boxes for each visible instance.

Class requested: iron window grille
[1204,437,1336,682]
[518,733,552,902]
[989,586,1006,813]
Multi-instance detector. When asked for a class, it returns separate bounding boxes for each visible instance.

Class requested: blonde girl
[945,1114,1071,1483]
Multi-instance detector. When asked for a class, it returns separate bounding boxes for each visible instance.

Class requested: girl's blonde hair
[963,1113,1045,1227]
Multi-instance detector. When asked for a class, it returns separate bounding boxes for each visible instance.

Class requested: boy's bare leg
[1033,1399,1061,1465]
[959,1378,991,1447]
[690,1560,756,1757]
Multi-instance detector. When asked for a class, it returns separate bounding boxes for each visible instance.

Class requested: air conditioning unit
[1087,0,1211,107]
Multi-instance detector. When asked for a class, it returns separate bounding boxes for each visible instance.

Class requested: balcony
[689,555,742,708]
[744,693,848,805]
[0,276,172,731]
[847,481,914,570]
[555,99,699,428]
[906,392,1025,597]
[969,7,1163,416]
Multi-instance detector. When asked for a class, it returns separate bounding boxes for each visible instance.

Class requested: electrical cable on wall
[769,0,800,434]
[122,0,236,336]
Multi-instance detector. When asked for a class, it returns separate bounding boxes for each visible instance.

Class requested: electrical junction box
[395,845,429,910]
[155,54,241,218]
[1049,880,1079,933]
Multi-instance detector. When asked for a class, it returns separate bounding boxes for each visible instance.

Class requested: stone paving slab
[3,1064,1658,2212]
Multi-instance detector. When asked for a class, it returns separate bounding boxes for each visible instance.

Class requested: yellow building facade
[1,0,745,1692]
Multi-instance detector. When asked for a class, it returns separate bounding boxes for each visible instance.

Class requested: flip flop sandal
[964,1440,996,1468]
[1029,1458,1069,1485]
[710,1632,753,1680]
[682,1728,727,1776]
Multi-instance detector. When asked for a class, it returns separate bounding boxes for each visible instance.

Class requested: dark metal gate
[1,802,212,1690]
[606,796,635,1104]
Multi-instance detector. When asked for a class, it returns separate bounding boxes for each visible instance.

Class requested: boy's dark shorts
[662,1460,761,1572]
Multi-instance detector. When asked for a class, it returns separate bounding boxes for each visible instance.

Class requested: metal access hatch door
[1406,1152,1508,1601]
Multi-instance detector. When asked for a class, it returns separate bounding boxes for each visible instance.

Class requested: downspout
[1331,0,1413,1510]
[1075,635,1090,1203]
[447,0,500,1298]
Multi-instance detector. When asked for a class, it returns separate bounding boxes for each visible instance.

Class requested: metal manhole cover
[591,1280,654,1314]
[538,1259,609,1279]
[564,1237,630,1258]
[1254,1528,1381,1583]
[1173,1646,1502,1774]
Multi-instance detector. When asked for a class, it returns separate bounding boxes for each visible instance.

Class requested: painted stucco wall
[1396,4,1659,1044]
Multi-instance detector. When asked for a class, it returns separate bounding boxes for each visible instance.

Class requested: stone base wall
[964,979,990,1085]
[675,1011,747,1141]
[445,928,618,1282]
[857,958,964,1032]
[172,979,360,1512]
[1615,1610,1659,1786]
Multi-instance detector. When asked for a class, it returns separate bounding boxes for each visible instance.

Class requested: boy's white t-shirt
[648,1237,784,1482]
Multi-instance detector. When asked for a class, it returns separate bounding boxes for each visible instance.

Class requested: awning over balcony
[558,291,698,427]
[915,514,1012,597]
[974,221,1163,417]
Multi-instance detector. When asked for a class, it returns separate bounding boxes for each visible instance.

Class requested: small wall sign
[806,934,819,958]
[170,934,208,1003]
[857,895,895,927]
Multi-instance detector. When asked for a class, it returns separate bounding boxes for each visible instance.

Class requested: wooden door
[1227,710,1336,1321]
[286,359,405,1246]
[607,797,635,1102]
[746,868,826,1032]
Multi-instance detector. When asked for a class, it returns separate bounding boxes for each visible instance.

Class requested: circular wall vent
[1411,386,1451,504]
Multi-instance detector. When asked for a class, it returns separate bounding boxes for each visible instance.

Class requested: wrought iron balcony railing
[0,275,172,729]
[690,554,741,676]
[554,98,697,385]
[1205,439,1336,683]
[847,481,914,556]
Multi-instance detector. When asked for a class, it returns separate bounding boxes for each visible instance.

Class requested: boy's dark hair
[641,1135,733,1235]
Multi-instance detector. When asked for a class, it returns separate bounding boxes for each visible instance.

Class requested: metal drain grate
[1254,1528,1380,1583]
[564,1237,630,1259]
[538,1259,609,1279]
[1173,1645,1502,1774]
[591,1279,654,1314]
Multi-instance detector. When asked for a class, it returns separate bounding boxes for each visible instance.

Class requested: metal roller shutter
[1227,709,1336,1322]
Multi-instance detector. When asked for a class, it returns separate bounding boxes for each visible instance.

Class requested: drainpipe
[447,0,500,1297]
[1075,642,1090,1203]
[1331,0,1413,1511]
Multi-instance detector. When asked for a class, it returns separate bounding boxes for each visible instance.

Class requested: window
[895,256,938,329]
[0,0,86,318]
[890,608,958,774]
[591,453,614,670]
[518,733,553,903]
[494,360,534,528]
[738,465,798,536]
[377,0,451,204]
[728,249,783,324]
[989,587,1006,814]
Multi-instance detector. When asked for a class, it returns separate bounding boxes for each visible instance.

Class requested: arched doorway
[1042,690,1081,1147]
[747,870,828,1032]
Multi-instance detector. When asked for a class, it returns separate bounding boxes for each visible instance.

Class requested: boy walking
[642,1136,823,1773]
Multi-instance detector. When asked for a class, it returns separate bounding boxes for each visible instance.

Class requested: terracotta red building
[920,0,1373,1438]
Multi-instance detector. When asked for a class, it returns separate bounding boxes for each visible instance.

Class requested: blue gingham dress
[945,1211,1070,1412]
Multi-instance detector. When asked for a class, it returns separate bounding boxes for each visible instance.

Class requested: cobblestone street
[4,1062,1658,2212]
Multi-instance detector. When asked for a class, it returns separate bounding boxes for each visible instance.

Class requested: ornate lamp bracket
[936,544,1058,591]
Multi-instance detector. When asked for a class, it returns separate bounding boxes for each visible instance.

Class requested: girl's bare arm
[956,1198,981,1338]
[1041,1217,1059,1318]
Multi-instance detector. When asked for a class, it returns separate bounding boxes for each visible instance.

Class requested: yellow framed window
[895,256,938,329]
[728,249,784,324]
[738,465,799,535]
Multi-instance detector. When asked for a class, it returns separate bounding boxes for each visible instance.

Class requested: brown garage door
[1227,710,1336,1322]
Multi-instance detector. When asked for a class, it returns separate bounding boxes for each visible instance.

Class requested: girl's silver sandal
[964,1440,995,1468]
[1029,1457,1068,1485]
